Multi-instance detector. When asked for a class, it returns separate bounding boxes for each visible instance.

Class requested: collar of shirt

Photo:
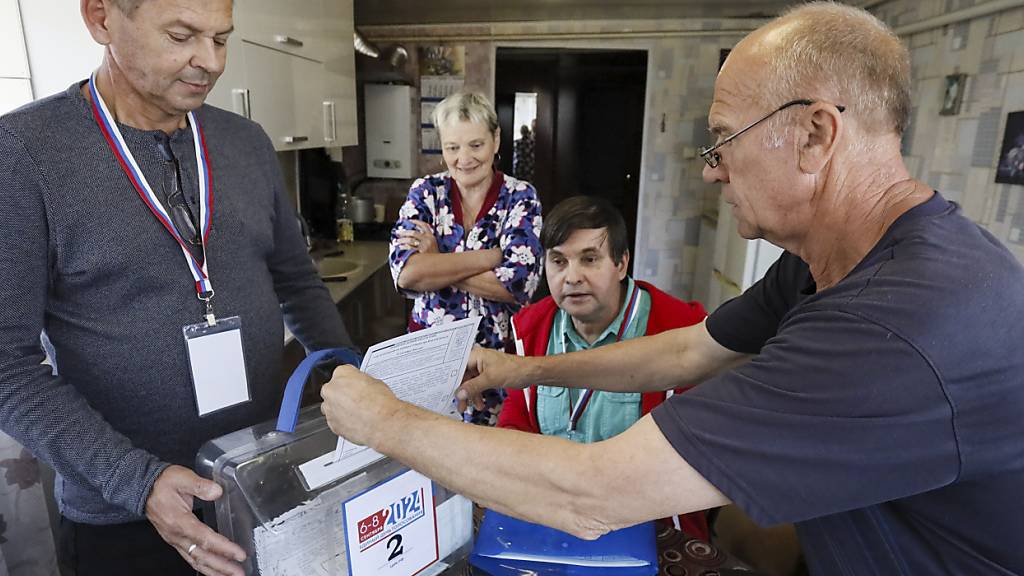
[555,276,640,353]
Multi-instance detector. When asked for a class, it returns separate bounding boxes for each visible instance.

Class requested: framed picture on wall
[939,73,967,116]
[996,111,1024,185]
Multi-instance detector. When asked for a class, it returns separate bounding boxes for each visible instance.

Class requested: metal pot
[351,197,375,223]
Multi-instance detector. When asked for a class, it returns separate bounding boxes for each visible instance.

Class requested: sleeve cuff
[101,448,169,517]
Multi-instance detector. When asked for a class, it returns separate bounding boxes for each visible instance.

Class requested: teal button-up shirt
[536,277,652,443]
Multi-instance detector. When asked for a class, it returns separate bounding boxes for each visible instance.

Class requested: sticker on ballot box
[343,469,438,576]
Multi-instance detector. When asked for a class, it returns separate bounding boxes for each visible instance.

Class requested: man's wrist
[520,356,546,389]
[368,395,408,448]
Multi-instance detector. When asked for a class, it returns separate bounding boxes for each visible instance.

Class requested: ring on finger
[187,543,198,556]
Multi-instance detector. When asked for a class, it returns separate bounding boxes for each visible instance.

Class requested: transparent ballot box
[196,348,474,576]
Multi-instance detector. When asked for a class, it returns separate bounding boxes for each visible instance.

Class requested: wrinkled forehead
[438,118,494,142]
[707,42,767,135]
[132,0,233,30]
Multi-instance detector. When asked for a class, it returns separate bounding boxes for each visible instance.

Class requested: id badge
[183,316,251,416]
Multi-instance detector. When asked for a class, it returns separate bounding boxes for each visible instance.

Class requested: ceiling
[355,0,798,26]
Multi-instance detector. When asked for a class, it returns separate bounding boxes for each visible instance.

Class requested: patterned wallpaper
[871,1,1024,263]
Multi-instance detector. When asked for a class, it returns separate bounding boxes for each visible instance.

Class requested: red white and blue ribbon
[87,72,215,300]
[567,282,642,433]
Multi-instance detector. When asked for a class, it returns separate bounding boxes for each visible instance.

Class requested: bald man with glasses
[320,3,1024,575]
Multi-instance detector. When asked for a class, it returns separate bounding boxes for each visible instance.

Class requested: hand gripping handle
[276,347,362,433]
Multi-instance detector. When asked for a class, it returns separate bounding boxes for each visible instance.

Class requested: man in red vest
[498,195,709,540]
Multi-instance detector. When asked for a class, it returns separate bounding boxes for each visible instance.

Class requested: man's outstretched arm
[321,367,729,539]
[461,321,749,402]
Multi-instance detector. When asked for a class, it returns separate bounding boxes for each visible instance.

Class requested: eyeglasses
[699,99,846,169]
[156,139,201,247]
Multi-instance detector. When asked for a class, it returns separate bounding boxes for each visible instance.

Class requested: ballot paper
[297,316,481,491]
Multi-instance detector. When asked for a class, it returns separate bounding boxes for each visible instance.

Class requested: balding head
[730,2,910,138]
[108,0,232,18]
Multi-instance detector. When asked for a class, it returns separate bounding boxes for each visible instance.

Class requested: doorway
[494,48,648,273]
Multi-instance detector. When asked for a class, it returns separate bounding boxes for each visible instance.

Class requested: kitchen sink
[317,257,360,279]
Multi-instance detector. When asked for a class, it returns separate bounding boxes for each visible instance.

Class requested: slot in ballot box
[196,348,474,576]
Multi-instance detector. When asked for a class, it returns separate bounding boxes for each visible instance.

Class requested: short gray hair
[756,2,910,141]
[431,91,499,136]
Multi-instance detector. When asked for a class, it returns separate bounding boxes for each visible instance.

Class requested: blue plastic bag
[470,510,658,576]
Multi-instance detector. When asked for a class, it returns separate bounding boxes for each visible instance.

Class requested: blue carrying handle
[276,347,362,433]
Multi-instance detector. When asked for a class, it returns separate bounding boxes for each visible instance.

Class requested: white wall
[19,0,103,100]
[0,0,33,114]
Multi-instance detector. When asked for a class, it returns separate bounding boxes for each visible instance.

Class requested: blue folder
[469,510,658,576]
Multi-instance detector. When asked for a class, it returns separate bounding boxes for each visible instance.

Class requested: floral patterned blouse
[389,171,543,350]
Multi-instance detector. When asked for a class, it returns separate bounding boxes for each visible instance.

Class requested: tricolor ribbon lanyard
[565,282,642,439]
[89,74,251,416]
[88,73,217,326]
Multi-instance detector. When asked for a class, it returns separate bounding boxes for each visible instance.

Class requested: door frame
[492,41,654,275]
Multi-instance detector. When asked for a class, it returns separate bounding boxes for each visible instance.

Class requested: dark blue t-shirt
[652,193,1024,575]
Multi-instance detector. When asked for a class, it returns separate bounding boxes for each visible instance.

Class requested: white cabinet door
[205,33,250,116]
[202,0,357,151]
[242,42,324,150]
[0,0,30,78]
[321,0,357,147]
[18,0,102,99]
[293,55,326,150]
[235,0,328,61]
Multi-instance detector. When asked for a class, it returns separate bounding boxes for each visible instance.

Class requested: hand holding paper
[458,345,531,412]
[321,365,398,446]
[321,316,481,460]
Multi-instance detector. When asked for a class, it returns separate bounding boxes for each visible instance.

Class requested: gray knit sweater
[0,83,352,524]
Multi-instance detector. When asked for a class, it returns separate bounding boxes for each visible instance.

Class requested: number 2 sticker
[343,470,438,576]
[387,534,404,561]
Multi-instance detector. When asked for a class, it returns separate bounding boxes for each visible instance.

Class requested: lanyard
[87,73,217,325]
[567,282,642,432]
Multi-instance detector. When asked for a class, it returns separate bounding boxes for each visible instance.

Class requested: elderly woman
[389,91,543,422]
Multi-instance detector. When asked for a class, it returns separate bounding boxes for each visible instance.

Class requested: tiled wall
[361,19,758,299]
[871,1,1024,262]
[358,1,1024,300]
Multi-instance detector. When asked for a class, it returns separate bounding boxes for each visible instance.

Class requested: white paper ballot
[297,317,481,491]
[336,316,480,455]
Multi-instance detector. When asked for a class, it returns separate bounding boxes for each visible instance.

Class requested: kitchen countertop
[283,240,390,344]
[313,241,390,304]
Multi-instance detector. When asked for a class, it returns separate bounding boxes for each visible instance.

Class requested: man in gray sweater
[0,0,352,574]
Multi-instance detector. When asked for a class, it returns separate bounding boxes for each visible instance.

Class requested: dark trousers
[58,515,199,576]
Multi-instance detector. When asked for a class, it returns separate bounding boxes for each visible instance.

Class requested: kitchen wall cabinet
[207,0,358,151]
[320,0,359,148]
[232,41,326,148]
[17,0,102,102]
[11,0,355,152]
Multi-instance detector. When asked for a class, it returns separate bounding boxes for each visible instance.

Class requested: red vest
[498,280,711,540]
